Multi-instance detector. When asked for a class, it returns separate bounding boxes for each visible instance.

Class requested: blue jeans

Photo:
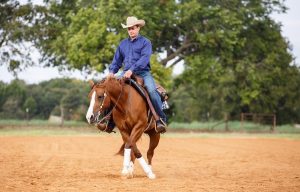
[120,70,167,123]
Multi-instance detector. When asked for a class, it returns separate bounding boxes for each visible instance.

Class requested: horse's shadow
[105,173,146,179]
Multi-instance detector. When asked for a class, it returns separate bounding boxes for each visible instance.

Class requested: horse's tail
[115,142,125,156]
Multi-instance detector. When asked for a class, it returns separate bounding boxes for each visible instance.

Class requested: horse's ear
[88,80,95,89]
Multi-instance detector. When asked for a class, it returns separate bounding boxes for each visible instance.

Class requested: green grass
[1,119,300,137]
[0,119,87,127]
[1,127,299,139]
[169,121,300,133]
[0,119,98,136]
[162,132,300,139]
[0,126,100,136]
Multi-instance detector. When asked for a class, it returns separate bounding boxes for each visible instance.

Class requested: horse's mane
[97,77,123,85]
[97,78,106,85]
[90,78,106,90]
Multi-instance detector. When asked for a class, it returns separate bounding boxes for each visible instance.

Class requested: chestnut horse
[85,77,160,179]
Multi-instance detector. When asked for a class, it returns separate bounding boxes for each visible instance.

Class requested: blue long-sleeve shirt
[109,35,152,74]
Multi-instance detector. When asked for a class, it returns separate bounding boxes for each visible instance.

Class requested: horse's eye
[98,95,104,99]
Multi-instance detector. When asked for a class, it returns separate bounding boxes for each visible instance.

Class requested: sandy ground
[0,134,300,192]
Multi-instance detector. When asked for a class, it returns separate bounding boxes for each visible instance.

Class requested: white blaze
[86,91,96,124]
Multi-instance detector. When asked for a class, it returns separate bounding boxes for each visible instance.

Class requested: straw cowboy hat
[121,16,145,28]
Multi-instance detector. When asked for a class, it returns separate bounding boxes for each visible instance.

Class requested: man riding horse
[105,16,167,133]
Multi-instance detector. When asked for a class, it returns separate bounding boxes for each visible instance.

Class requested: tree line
[1,0,300,124]
[0,78,89,121]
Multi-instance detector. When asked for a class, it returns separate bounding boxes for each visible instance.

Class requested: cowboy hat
[121,16,145,28]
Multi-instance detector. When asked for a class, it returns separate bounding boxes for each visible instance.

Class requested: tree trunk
[60,104,64,127]
[224,113,229,132]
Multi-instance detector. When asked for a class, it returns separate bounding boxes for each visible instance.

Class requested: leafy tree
[40,78,90,121]
[0,79,27,118]
[2,0,300,124]
[0,0,37,76]
[178,0,299,124]
[61,87,85,120]
[0,81,8,110]
[32,1,177,78]
[23,96,37,119]
[25,83,52,119]
[1,97,23,118]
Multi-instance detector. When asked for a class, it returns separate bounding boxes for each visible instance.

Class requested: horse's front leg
[119,132,135,179]
[122,148,135,178]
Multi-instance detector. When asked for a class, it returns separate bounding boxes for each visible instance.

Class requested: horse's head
[85,79,111,125]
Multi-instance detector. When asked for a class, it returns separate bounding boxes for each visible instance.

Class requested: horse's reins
[94,78,153,133]
[123,78,154,132]
[95,80,124,131]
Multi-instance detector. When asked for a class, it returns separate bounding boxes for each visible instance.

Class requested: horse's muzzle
[86,107,111,125]
[86,111,98,124]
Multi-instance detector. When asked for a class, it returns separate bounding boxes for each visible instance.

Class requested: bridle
[93,79,124,127]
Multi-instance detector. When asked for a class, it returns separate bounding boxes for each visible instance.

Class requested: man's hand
[124,70,133,79]
[107,72,114,79]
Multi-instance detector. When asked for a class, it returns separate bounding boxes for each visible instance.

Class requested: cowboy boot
[156,119,167,134]
[105,118,116,133]
[96,123,106,131]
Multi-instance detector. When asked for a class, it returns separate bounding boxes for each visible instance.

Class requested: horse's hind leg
[115,142,125,156]
[147,129,160,166]
[125,127,156,179]
[131,129,160,179]
[131,143,156,179]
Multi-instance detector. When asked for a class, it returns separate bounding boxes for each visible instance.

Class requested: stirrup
[155,118,167,134]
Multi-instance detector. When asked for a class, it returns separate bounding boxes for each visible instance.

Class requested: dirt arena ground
[0,134,300,192]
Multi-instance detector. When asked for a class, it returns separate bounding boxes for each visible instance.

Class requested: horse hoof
[121,173,133,179]
[147,172,156,179]
[121,169,133,179]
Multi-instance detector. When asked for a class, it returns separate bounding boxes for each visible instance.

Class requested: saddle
[131,75,169,101]
[125,74,169,122]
